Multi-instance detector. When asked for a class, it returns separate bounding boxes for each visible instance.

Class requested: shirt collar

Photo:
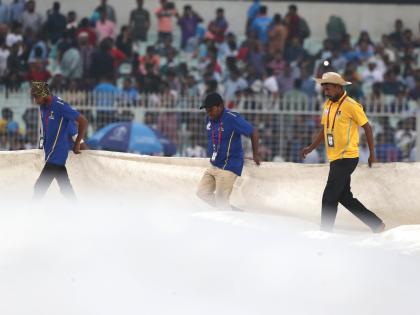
[336,91,347,103]
[329,91,347,105]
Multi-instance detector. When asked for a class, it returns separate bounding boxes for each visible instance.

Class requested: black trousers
[33,163,76,201]
[321,158,383,232]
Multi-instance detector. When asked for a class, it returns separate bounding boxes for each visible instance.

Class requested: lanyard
[211,119,223,152]
[327,95,347,131]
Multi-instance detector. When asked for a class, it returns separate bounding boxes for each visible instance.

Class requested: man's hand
[368,154,376,168]
[73,142,81,154]
[301,146,313,160]
[253,153,261,166]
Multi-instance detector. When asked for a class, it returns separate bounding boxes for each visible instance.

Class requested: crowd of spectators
[0,0,419,162]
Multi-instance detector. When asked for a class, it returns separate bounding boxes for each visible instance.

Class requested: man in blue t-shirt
[251,6,272,44]
[196,93,261,209]
[68,120,88,150]
[31,80,88,200]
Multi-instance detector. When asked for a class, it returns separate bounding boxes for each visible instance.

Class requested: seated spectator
[354,40,374,65]
[6,21,23,49]
[329,48,347,73]
[136,63,161,94]
[181,74,200,97]
[139,45,160,75]
[90,38,115,82]
[108,38,127,70]
[76,18,97,47]
[218,32,237,60]
[276,63,296,95]
[375,133,402,162]
[26,59,51,82]
[160,49,177,76]
[77,32,94,78]
[224,69,248,103]
[60,40,83,80]
[0,37,9,80]
[157,36,178,58]
[267,52,285,76]
[381,69,405,96]
[408,76,420,100]
[4,42,22,90]
[361,58,384,93]
[93,75,119,129]
[28,32,48,64]
[395,118,416,160]
[284,36,307,63]
[121,77,139,106]
[184,135,206,157]
[116,25,133,58]
[262,67,279,96]
[283,79,309,106]
[299,67,316,99]
[247,40,266,78]
[66,11,78,38]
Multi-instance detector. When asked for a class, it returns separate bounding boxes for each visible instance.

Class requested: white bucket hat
[314,72,352,86]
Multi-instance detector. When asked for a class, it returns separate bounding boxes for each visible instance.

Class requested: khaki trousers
[196,166,238,210]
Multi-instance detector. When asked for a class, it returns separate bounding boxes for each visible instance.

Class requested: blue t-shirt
[206,109,254,176]
[251,16,272,43]
[40,96,80,165]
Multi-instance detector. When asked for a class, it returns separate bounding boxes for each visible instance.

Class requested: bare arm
[250,129,261,165]
[194,11,204,23]
[362,122,375,167]
[73,114,88,154]
[301,127,324,160]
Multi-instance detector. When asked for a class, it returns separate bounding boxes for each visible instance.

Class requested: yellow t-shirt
[321,92,368,162]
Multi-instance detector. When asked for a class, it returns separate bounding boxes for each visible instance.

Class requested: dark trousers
[321,158,383,232]
[33,163,76,201]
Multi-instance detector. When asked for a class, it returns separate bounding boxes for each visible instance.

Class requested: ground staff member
[197,93,261,209]
[301,72,385,233]
[31,81,88,200]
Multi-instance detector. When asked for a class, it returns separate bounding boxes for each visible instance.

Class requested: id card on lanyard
[211,119,223,162]
[326,96,346,148]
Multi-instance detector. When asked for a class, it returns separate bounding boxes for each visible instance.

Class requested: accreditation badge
[38,137,44,149]
[327,133,334,148]
[211,151,217,162]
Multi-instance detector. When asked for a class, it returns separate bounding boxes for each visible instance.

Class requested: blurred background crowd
[0,0,419,162]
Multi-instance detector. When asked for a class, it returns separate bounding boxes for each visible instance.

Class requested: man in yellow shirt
[301,72,385,233]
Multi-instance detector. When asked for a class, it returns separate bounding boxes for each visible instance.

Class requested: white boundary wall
[34,0,420,41]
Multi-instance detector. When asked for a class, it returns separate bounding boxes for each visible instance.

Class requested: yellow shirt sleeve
[349,101,368,127]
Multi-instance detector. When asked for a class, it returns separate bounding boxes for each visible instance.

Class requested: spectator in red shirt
[76,18,97,46]
[139,45,160,75]
[27,59,51,82]
[208,8,228,43]
[155,0,178,44]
